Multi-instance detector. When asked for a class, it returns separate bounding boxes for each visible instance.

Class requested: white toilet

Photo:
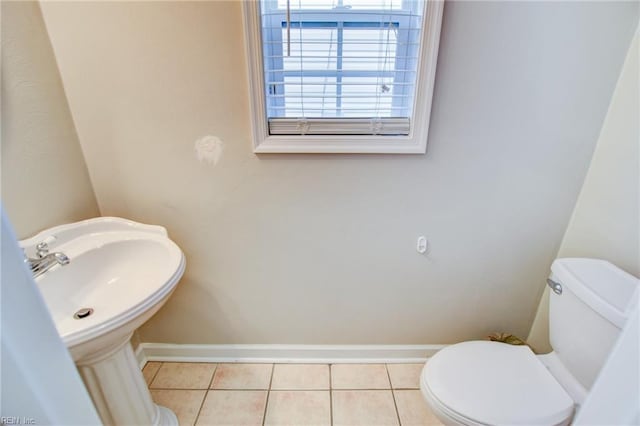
[421,258,639,426]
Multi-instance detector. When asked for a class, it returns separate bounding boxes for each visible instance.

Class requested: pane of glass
[341,77,394,117]
[283,77,337,117]
[261,0,424,120]
[342,27,397,71]
[283,28,338,71]
[276,0,405,10]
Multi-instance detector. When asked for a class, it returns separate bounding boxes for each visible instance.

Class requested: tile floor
[143,362,444,426]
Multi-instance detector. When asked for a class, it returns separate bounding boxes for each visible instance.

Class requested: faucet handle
[36,242,49,258]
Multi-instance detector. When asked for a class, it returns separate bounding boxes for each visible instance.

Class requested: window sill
[253,134,427,154]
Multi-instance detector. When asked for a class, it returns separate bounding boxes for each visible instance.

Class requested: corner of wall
[1,1,100,238]
[527,28,640,351]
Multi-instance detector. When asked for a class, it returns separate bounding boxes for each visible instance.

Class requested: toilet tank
[548,258,639,390]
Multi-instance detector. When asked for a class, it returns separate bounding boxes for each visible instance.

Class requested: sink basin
[21,217,185,361]
[20,217,186,425]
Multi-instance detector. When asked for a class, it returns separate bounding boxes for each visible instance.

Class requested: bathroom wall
[40,1,638,345]
[1,1,99,239]
[528,31,640,353]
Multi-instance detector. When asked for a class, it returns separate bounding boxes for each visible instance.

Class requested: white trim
[135,343,148,369]
[136,343,445,364]
[242,0,444,154]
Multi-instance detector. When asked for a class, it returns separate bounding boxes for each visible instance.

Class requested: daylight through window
[261,0,425,135]
[243,0,443,153]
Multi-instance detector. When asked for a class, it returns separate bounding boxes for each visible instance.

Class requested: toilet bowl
[421,258,639,426]
[421,341,574,425]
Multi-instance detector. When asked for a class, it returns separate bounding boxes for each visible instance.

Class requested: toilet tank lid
[551,258,639,328]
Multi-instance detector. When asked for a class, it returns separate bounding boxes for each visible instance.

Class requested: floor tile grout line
[149,387,215,391]
[386,364,403,426]
[331,363,394,391]
[145,362,421,425]
[175,363,218,425]
[192,363,217,425]
[191,389,208,426]
[329,364,333,426]
[145,361,163,388]
[200,387,273,391]
[207,364,219,390]
[268,388,332,391]
[148,363,219,391]
[151,387,411,391]
[262,364,275,426]
[332,388,395,391]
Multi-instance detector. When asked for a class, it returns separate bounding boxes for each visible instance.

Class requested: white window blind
[260,0,425,136]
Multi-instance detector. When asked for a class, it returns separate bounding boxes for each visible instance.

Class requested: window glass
[261,0,423,122]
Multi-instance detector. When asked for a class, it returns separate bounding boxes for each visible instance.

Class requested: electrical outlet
[417,236,428,254]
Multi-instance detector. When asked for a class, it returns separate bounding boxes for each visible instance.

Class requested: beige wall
[40,1,638,344]
[528,31,640,353]
[1,1,99,239]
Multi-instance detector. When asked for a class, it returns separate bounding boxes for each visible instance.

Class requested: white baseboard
[135,344,147,368]
[136,343,446,368]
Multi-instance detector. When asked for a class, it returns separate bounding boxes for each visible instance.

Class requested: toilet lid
[424,341,574,425]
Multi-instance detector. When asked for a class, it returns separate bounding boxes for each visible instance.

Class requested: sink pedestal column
[76,336,177,426]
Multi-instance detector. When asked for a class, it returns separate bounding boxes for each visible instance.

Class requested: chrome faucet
[24,242,70,278]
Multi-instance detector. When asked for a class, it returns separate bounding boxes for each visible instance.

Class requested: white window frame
[242,0,444,154]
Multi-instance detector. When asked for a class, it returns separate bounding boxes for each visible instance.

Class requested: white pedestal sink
[20,217,186,425]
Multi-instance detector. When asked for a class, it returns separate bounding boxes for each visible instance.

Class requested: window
[243,0,443,153]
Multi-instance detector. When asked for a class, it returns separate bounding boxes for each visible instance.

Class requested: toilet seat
[421,341,575,425]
